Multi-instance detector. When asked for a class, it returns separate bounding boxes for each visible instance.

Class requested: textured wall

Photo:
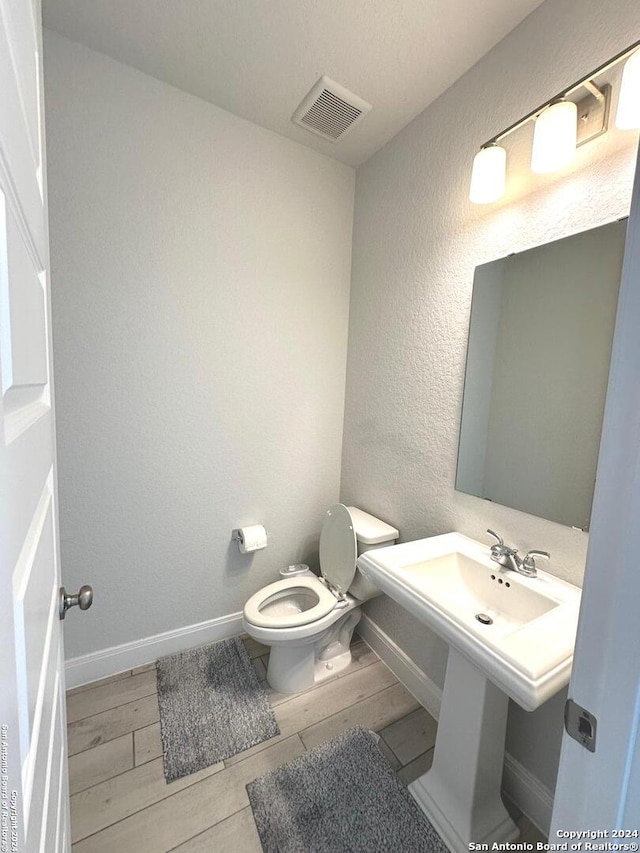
[342,0,640,795]
[44,31,355,659]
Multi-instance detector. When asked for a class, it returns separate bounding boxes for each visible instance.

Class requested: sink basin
[357,532,581,710]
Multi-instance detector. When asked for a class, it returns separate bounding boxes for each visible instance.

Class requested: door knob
[59,585,93,620]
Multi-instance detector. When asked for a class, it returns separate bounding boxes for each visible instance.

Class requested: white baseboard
[502,753,554,837]
[357,614,553,836]
[65,611,244,689]
[357,614,443,721]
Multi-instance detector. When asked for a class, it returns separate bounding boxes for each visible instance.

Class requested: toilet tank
[347,506,399,600]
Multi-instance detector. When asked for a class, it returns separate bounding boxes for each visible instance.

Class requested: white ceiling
[42,0,546,167]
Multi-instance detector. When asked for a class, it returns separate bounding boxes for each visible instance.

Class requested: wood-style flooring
[66,636,544,851]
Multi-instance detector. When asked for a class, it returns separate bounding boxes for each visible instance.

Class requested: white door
[551,143,640,832]
[0,0,71,850]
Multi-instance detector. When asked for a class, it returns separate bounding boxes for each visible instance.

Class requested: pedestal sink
[357,532,581,853]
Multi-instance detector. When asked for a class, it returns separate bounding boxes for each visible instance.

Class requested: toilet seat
[243,576,337,629]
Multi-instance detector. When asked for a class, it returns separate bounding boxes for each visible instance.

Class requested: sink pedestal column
[409,647,519,853]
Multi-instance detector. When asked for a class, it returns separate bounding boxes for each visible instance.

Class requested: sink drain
[475,613,493,625]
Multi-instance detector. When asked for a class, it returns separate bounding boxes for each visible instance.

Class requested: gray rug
[247,726,448,853]
[156,637,279,782]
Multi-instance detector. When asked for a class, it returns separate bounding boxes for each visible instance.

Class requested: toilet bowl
[242,505,399,694]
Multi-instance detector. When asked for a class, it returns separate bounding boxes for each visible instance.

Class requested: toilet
[242,504,399,694]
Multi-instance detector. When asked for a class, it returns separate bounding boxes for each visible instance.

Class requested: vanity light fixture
[616,47,640,130]
[469,40,640,204]
[469,144,507,204]
[530,100,577,174]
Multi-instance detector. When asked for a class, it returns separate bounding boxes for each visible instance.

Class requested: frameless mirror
[456,219,627,530]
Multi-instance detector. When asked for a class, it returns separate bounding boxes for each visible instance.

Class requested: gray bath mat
[156,637,279,782]
[247,726,447,853]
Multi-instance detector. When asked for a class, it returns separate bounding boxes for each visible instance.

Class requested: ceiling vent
[292,76,372,142]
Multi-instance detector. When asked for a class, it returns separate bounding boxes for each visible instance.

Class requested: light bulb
[531,100,577,174]
[469,145,507,204]
[616,48,640,130]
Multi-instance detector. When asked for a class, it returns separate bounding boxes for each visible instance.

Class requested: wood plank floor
[66,636,544,851]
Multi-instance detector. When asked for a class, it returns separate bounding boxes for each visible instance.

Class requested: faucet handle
[486,529,504,546]
[521,549,550,576]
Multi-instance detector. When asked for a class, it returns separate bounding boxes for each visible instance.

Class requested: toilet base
[314,649,352,683]
[265,607,361,694]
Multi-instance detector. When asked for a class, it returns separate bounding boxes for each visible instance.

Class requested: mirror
[456,219,627,530]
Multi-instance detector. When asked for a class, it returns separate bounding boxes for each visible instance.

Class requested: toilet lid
[319,504,357,593]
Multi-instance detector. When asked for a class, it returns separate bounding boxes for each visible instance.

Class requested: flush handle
[59,585,93,620]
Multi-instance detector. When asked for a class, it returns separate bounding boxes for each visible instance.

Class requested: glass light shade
[616,48,640,130]
[469,145,507,204]
[531,100,577,174]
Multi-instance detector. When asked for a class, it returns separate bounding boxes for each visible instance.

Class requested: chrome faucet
[487,529,520,572]
[486,530,550,578]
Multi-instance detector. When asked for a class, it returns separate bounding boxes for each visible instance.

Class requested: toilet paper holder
[231,525,268,553]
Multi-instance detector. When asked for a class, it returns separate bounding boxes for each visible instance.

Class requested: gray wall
[45,31,355,659]
[341,0,640,795]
